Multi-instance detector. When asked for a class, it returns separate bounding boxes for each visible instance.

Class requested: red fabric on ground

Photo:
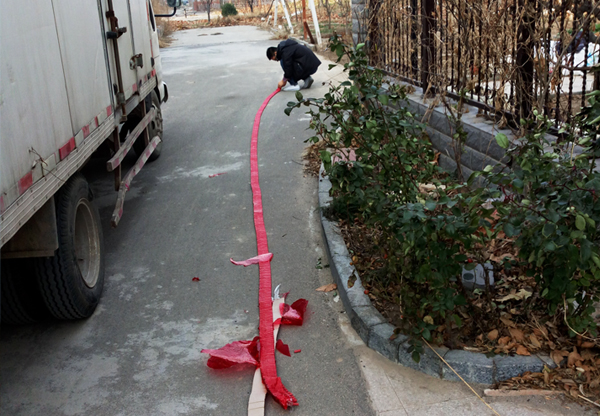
[280,299,309,326]
[250,88,298,409]
[200,88,306,410]
[201,337,260,369]
[276,339,291,357]
[229,252,273,267]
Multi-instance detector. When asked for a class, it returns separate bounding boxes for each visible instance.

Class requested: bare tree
[321,0,334,30]
[201,0,215,22]
[246,0,255,13]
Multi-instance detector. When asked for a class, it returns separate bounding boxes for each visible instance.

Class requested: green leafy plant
[475,112,600,337]
[289,36,600,360]
[221,3,238,17]
[286,36,495,357]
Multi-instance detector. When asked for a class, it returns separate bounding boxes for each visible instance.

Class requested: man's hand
[277,79,287,89]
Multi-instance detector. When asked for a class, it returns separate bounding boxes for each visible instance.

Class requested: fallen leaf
[423,316,434,325]
[487,329,499,341]
[567,348,582,367]
[316,283,337,292]
[581,349,596,361]
[533,327,548,339]
[561,378,577,386]
[498,336,511,346]
[497,288,532,302]
[550,350,569,366]
[581,341,595,349]
[500,317,517,328]
[516,345,531,356]
[509,327,525,343]
[529,334,542,349]
[490,252,517,263]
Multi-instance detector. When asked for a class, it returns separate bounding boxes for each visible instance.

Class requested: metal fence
[365,0,600,129]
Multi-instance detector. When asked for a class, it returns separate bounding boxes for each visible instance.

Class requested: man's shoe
[302,76,314,89]
[282,83,301,92]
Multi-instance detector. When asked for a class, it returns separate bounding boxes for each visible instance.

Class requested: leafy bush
[476,113,600,337]
[221,3,238,17]
[288,35,600,360]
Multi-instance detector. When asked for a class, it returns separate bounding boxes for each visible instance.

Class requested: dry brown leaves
[337,207,600,408]
[302,142,327,177]
[168,16,264,32]
[316,283,337,292]
[497,344,600,406]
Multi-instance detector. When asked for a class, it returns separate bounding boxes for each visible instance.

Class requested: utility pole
[302,0,307,41]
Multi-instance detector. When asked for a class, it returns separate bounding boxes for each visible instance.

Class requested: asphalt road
[0,26,374,415]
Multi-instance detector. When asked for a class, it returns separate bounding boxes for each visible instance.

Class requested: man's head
[266,47,278,61]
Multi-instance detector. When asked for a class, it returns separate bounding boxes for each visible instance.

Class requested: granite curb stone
[318,166,557,384]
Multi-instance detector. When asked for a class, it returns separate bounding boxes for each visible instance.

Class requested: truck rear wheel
[35,174,105,320]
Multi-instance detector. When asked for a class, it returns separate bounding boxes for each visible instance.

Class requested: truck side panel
[105,0,138,103]
[52,0,113,135]
[129,0,154,78]
[0,0,74,203]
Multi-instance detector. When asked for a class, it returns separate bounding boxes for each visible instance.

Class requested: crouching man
[267,39,321,92]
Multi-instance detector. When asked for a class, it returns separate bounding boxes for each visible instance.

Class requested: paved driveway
[0,26,372,415]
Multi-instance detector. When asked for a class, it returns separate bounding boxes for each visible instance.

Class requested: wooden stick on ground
[422,338,502,416]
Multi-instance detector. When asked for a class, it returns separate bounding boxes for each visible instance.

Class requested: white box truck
[0,0,181,324]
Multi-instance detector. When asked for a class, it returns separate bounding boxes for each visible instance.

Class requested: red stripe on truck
[107,105,113,116]
[18,171,33,195]
[82,125,90,139]
[59,137,76,160]
[0,195,5,214]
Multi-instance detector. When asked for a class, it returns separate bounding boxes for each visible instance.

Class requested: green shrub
[221,3,238,17]
[287,35,600,360]
[476,113,600,338]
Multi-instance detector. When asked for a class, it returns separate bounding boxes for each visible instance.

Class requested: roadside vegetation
[155,0,352,45]
[288,36,600,404]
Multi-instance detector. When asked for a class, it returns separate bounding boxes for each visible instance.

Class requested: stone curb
[317,166,556,384]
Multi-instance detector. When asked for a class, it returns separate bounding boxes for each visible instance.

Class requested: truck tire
[1,259,49,325]
[121,90,163,162]
[35,174,105,320]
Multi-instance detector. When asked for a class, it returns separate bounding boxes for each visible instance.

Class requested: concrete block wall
[350,7,514,181]
[402,85,513,185]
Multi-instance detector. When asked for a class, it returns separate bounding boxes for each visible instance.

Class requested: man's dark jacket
[277,39,321,82]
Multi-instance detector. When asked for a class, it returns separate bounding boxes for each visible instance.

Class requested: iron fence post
[367,0,383,66]
[516,0,535,120]
[422,0,436,94]
[410,0,419,80]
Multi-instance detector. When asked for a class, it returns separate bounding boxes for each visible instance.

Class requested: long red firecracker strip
[250,88,298,409]
[201,88,308,410]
